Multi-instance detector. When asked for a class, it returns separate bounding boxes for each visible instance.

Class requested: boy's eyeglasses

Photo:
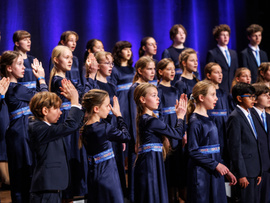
[240,95,257,100]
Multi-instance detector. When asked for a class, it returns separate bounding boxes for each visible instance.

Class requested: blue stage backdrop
[1,0,269,79]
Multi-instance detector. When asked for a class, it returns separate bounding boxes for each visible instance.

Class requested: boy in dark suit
[207,24,238,93]
[251,83,270,203]
[28,79,84,203]
[227,82,261,203]
[240,24,268,83]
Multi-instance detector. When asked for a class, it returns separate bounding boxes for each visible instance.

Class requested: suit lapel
[251,108,265,132]
[216,47,229,68]
[247,47,258,66]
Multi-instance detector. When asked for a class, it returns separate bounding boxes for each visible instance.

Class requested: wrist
[38,76,45,81]
[1,94,4,99]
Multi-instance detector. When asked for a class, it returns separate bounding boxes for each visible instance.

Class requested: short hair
[58,31,79,45]
[213,24,231,39]
[232,82,255,104]
[252,83,269,98]
[169,24,187,40]
[13,30,31,50]
[246,24,263,36]
[29,92,62,120]
[112,41,133,66]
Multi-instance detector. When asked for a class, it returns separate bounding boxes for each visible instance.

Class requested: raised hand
[31,58,45,82]
[175,93,187,119]
[86,53,99,76]
[0,77,10,95]
[109,96,122,117]
[60,79,79,105]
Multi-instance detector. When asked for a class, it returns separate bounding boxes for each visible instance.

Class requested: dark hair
[169,24,187,40]
[232,82,255,104]
[84,39,103,62]
[139,37,153,57]
[246,24,263,36]
[156,58,174,81]
[58,31,79,45]
[13,30,31,51]
[0,51,21,77]
[213,24,231,39]
[112,41,133,66]
[29,92,62,120]
[257,62,270,83]
[204,62,220,78]
[252,83,269,98]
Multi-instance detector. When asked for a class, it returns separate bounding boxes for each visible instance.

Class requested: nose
[23,65,26,70]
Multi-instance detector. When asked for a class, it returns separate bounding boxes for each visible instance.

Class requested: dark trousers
[30,191,62,203]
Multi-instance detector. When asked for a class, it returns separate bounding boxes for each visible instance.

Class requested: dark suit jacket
[207,46,238,93]
[250,108,270,172]
[227,107,261,179]
[240,47,268,83]
[29,107,84,192]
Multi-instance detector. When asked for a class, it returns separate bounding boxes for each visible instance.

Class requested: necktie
[255,50,261,66]
[225,49,231,67]
[248,113,257,139]
[261,112,267,132]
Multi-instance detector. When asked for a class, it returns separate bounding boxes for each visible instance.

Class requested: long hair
[231,67,251,92]
[186,80,214,121]
[112,41,133,66]
[134,83,170,160]
[0,51,21,77]
[48,45,72,91]
[133,56,154,83]
[138,37,153,57]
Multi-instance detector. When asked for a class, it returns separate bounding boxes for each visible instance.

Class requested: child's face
[44,107,62,124]
[98,55,113,77]
[98,96,111,119]
[7,55,25,79]
[92,41,104,53]
[216,31,230,46]
[201,85,218,110]
[16,37,31,53]
[144,38,157,56]
[55,49,73,71]
[159,62,175,82]
[65,34,77,52]
[256,92,270,109]
[121,47,132,61]
[142,87,160,111]
[248,32,262,47]
[183,53,198,73]
[173,27,186,44]
[139,62,155,82]
[207,65,223,84]
[236,70,251,84]
[238,94,256,110]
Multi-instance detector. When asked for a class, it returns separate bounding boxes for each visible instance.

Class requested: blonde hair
[257,62,270,83]
[29,92,62,120]
[95,51,112,63]
[49,45,72,91]
[133,56,154,83]
[186,80,214,121]
[231,67,251,92]
[134,83,170,160]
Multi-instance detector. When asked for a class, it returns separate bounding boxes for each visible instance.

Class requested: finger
[109,103,113,110]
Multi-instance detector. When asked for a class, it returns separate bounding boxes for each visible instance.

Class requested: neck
[143,53,153,58]
[172,42,184,49]
[160,80,171,87]
[255,105,265,112]
[143,108,153,116]
[9,75,18,83]
[96,72,107,83]
[55,68,66,78]
[250,43,258,49]
[194,104,208,117]
[121,60,128,66]
[136,77,148,84]
[181,70,193,80]
[213,83,219,89]
[218,44,227,48]
[86,114,100,125]
[18,50,27,59]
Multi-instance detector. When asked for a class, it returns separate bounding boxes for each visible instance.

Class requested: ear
[15,41,19,47]
[236,95,242,103]
[158,69,163,76]
[142,46,146,52]
[139,96,146,104]
[138,68,143,75]
[6,65,12,73]
[42,107,49,116]
[247,35,251,41]
[260,70,264,77]
[181,61,186,68]
[206,73,211,80]
[235,77,240,82]
[60,40,65,45]
[93,106,99,113]
[198,94,204,102]
[53,57,59,65]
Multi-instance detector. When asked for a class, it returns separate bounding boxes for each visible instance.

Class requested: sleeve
[162,49,171,59]
[106,116,131,142]
[110,68,118,85]
[187,121,219,171]
[206,50,215,63]
[30,107,84,145]
[240,51,248,68]
[174,81,185,95]
[146,117,184,140]
[14,84,47,102]
[226,114,248,178]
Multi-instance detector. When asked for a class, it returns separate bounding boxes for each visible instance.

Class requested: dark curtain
[1,0,270,78]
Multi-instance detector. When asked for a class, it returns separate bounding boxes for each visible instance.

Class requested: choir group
[0,23,270,203]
